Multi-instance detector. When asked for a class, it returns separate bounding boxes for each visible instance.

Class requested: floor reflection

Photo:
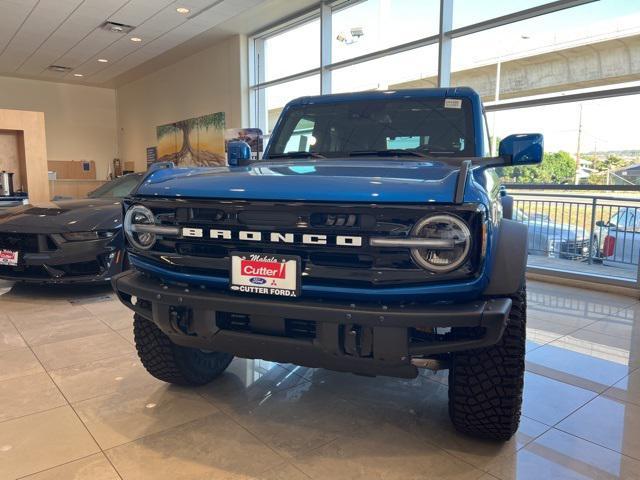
[1,278,639,479]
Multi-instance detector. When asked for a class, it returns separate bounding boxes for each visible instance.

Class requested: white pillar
[320,2,332,95]
[437,0,453,87]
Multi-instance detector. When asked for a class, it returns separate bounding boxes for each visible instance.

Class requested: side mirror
[499,133,544,166]
[147,161,175,172]
[227,140,252,167]
[595,220,606,228]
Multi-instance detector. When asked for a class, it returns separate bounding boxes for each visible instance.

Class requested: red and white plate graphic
[0,250,18,267]
[230,253,299,297]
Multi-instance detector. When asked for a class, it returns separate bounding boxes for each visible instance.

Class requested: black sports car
[0,173,142,284]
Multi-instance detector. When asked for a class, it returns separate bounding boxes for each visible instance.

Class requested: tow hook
[410,358,450,371]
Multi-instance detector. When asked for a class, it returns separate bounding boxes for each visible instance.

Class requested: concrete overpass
[266,30,640,128]
[391,31,640,101]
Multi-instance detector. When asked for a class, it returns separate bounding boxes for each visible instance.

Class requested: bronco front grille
[131,199,485,289]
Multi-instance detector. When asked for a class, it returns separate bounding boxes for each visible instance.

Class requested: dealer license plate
[0,249,19,266]
[230,252,300,298]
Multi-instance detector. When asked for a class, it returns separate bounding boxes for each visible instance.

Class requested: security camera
[350,26,364,38]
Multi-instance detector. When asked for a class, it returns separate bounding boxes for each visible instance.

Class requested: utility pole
[575,104,583,185]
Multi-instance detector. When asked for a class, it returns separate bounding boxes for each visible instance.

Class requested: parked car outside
[597,206,640,268]
[514,208,597,261]
[0,173,142,284]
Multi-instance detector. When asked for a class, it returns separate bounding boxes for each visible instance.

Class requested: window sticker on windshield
[444,98,462,109]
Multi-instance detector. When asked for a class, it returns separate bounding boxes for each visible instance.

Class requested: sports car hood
[136,160,465,203]
[0,198,123,234]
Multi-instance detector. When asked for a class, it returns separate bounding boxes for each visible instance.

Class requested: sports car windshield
[267,97,475,159]
[88,174,142,199]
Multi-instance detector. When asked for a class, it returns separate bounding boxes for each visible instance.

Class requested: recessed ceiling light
[130,37,142,42]
[73,73,83,77]
[176,7,190,14]
[97,58,108,63]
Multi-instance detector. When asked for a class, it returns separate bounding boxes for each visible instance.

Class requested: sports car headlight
[62,231,116,241]
[410,214,471,273]
[124,205,157,250]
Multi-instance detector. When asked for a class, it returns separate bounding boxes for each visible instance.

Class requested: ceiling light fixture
[176,7,190,14]
[73,73,84,77]
[97,58,108,63]
[130,37,142,42]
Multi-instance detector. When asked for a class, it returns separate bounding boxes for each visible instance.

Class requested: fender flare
[483,218,527,296]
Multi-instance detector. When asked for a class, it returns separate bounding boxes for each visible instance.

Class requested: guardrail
[508,190,640,270]
[504,183,640,192]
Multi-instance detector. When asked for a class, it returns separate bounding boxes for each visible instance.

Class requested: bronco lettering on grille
[181,228,363,247]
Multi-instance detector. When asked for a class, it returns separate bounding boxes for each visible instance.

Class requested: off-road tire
[448,285,526,440]
[133,314,233,386]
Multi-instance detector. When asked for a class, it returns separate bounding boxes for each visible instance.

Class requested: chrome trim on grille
[131,224,180,235]
[369,238,455,248]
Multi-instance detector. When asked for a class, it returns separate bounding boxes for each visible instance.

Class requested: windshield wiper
[267,151,326,159]
[415,147,456,156]
[349,149,427,158]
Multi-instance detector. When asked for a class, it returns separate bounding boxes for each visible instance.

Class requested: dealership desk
[0,196,29,208]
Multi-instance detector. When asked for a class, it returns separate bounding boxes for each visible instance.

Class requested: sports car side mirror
[148,161,175,172]
[228,140,252,167]
[499,134,544,166]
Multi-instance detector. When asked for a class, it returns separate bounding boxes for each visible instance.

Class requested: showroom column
[320,2,332,95]
[437,0,453,87]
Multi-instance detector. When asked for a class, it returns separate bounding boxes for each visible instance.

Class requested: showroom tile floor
[1,279,640,479]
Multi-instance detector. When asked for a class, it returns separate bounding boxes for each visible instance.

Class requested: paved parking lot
[1,279,639,479]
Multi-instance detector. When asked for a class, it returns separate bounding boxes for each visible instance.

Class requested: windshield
[88,174,141,199]
[267,97,475,159]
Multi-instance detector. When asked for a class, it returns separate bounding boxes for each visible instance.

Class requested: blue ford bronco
[113,87,543,440]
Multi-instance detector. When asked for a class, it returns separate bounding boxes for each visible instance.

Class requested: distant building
[612,164,640,185]
[576,155,594,182]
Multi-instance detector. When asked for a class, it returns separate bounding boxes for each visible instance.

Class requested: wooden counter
[0,109,49,202]
[49,179,107,199]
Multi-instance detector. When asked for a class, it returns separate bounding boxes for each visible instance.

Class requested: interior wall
[0,76,117,180]
[117,35,248,171]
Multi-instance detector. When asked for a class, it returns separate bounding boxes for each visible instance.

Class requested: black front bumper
[113,270,512,378]
[0,235,124,284]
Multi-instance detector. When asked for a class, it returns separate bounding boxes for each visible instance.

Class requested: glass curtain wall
[249,0,640,288]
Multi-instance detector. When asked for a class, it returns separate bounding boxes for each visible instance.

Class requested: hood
[0,198,123,234]
[136,160,463,203]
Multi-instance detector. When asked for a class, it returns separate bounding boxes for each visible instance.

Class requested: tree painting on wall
[156,112,226,166]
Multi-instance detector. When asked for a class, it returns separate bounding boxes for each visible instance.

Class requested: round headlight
[124,205,156,250]
[410,214,471,273]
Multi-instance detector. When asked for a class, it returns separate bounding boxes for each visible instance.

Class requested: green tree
[498,150,576,184]
[586,154,630,185]
[593,154,628,173]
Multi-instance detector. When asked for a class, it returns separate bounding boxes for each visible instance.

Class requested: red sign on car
[0,250,19,266]
[240,259,286,279]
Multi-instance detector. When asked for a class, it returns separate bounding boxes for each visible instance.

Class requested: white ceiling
[0,0,276,87]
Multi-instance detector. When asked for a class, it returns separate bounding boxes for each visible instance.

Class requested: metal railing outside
[504,185,640,288]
